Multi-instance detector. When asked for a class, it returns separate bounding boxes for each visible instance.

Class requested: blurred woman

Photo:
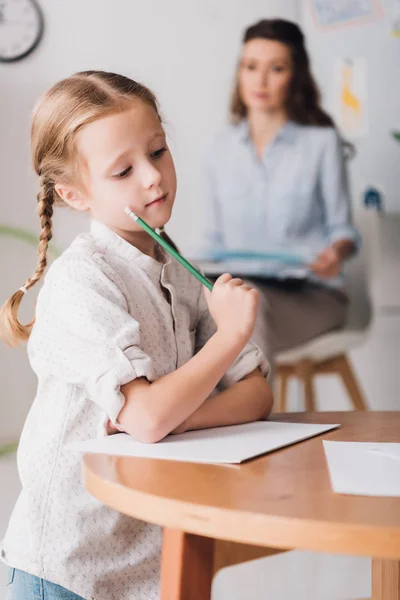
[201,18,359,366]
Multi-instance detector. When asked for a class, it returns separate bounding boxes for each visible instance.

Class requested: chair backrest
[370,212,400,310]
[343,210,375,331]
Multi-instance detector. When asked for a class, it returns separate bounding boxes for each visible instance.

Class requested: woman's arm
[310,129,360,279]
[171,368,273,434]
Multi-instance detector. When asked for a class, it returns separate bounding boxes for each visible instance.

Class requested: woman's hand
[309,246,341,279]
[204,273,259,347]
[309,239,355,279]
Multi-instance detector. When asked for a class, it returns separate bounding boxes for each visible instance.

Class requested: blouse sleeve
[28,254,154,425]
[319,128,361,251]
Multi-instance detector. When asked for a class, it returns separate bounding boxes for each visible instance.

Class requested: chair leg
[336,355,368,410]
[277,368,290,412]
[296,360,316,411]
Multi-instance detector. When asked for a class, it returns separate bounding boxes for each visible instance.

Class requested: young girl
[0,71,272,600]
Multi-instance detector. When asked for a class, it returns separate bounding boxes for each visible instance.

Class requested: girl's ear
[54,183,89,212]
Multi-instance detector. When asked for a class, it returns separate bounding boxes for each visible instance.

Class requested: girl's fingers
[230,278,244,287]
[216,273,232,285]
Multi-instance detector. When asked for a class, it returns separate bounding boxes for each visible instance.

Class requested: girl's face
[58,101,177,239]
[238,38,293,115]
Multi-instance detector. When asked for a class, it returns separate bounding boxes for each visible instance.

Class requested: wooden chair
[275,211,375,412]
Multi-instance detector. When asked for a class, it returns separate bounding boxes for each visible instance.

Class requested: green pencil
[125,207,214,291]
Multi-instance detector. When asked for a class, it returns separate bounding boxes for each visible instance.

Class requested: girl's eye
[245,64,256,71]
[114,166,132,179]
[272,65,285,73]
[151,147,167,159]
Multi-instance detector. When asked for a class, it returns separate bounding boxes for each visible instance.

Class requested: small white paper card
[323,441,400,497]
[68,421,339,465]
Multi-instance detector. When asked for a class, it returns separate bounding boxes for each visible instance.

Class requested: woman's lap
[247,279,349,362]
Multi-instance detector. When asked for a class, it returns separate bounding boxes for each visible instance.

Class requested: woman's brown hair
[231,19,354,157]
[231,19,335,126]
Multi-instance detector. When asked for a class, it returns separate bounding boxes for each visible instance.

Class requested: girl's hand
[309,247,341,279]
[204,273,259,346]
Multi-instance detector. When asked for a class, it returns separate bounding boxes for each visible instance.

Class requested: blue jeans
[6,568,85,600]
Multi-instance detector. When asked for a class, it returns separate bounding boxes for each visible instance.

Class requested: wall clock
[0,0,44,63]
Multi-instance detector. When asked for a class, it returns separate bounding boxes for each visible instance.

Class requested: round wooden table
[83,412,400,600]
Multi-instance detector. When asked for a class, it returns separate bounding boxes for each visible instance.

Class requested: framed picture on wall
[310,0,383,30]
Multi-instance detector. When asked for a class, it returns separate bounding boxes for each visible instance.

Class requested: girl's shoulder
[47,232,106,275]
[44,231,126,298]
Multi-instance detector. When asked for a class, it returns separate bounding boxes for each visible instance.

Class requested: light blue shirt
[199,120,360,288]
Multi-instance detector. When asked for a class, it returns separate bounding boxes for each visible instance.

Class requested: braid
[1,70,165,347]
[24,181,54,291]
[0,179,55,346]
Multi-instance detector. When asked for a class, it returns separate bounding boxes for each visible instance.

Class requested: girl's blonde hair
[0,70,166,347]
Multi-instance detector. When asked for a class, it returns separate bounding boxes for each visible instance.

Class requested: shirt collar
[90,219,170,276]
[237,119,298,145]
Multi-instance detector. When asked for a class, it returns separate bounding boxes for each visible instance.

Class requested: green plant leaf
[0,442,18,456]
[0,225,60,257]
[0,225,59,457]
[392,131,400,144]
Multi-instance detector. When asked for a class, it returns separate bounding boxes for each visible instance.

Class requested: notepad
[68,421,339,465]
[323,441,400,497]
[199,260,309,279]
[209,250,310,265]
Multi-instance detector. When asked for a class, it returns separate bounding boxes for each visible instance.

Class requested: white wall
[0,0,299,429]
[296,3,400,417]
[301,2,400,213]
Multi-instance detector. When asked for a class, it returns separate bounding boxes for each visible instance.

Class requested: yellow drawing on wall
[331,57,368,138]
[341,59,361,133]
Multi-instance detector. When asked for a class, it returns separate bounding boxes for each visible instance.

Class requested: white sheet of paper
[68,421,339,465]
[323,441,400,497]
